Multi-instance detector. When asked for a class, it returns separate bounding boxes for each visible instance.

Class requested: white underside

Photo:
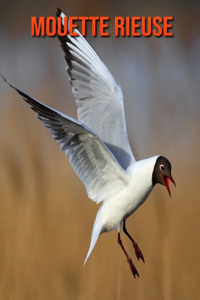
[84,155,159,264]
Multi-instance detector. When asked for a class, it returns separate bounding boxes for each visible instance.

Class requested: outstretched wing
[56,8,136,169]
[2,76,130,203]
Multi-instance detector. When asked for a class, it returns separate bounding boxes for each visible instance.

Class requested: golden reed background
[0,1,200,299]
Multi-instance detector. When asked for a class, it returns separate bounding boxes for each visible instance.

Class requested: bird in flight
[1,7,176,278]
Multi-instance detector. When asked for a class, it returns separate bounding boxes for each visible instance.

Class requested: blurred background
[0,1,200,299]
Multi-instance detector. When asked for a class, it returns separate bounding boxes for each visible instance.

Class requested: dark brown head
[152,156,176,197]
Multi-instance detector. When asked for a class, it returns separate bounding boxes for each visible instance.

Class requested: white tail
[83,204,103,265]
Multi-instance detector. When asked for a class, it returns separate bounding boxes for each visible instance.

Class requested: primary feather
[1,76,130,204]
[56,8,136,170]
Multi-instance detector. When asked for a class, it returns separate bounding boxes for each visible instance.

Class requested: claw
[133,242,145,263]
[122,221,145,263]
[118,232,140,279]
[129,258,139,278]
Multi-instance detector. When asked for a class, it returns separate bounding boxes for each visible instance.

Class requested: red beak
[163,176,176,197]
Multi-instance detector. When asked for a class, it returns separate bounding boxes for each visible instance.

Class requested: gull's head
[152,156,176,197]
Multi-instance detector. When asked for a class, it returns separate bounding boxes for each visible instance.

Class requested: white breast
[100,156,159,232]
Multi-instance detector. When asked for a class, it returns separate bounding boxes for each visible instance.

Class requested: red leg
[123,220,145,263]
[118,232,139,278]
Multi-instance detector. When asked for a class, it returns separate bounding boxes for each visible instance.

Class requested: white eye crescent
[160,164,165,171]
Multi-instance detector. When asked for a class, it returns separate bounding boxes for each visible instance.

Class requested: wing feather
[56,8,136,169]
[2,76,130,203]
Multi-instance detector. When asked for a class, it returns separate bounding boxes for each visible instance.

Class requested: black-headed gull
[1,8,176,278]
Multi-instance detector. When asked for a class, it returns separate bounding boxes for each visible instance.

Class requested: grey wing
[56,8,136,169]
[2,76,130,203]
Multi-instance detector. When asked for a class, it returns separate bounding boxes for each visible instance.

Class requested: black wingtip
[1,75,14,89]
[1,75,31,104]
[56,7,62,17]
[1,74,7,83]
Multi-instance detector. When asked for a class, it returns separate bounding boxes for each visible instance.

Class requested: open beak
[163,175,176,197]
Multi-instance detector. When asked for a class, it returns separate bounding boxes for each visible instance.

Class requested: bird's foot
[128,257,139,278]
[133,241,145,263]
[118,232,140,278]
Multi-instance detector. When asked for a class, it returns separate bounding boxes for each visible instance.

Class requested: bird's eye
[160,164,165,171]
